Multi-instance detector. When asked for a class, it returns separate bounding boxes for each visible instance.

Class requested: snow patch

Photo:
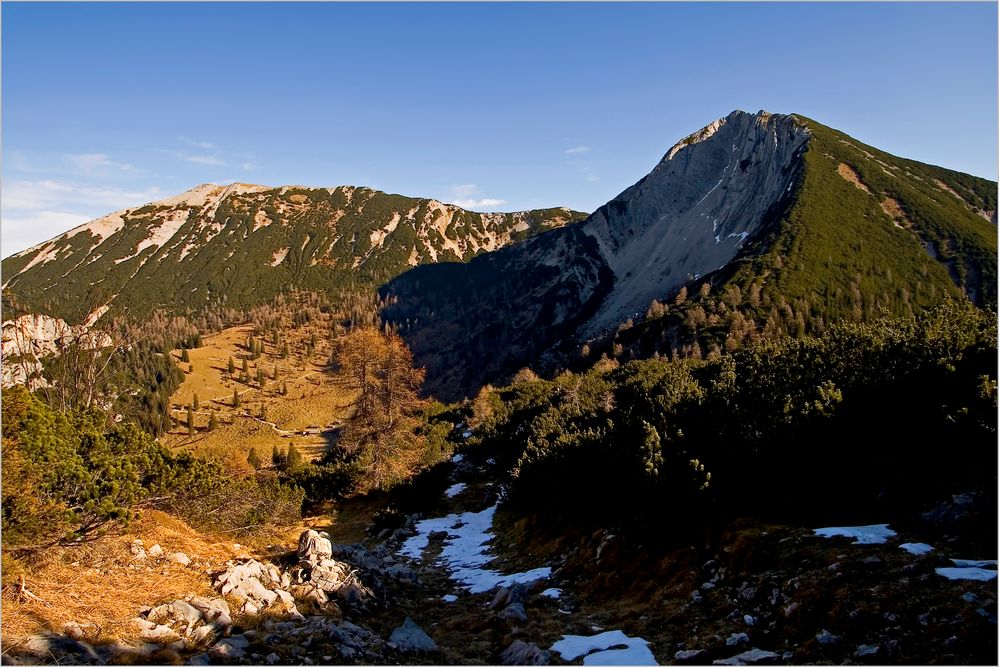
[899,543,934,555]
[398,504,550,594]
[541,588,562,599]
[551,631,657,666]
[936,567,998,581]
[441,594,458,603]
[813,524,896,545]
[951,559,997,568]
[444,483,466,498]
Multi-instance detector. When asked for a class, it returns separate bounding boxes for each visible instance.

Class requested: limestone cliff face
[580,110,809,333]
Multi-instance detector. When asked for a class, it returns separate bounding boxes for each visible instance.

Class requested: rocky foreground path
[6,453,997,665]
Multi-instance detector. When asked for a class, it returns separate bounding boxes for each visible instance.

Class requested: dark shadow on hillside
[378,225,614,402]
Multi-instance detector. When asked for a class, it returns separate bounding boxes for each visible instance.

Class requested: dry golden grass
[1,510,244,651]
[161,316,358,466]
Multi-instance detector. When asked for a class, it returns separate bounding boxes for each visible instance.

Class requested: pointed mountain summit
[381,110,996,399]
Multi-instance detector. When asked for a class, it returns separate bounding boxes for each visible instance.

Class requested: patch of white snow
[899,543,934,556]
[398,504,550,594]
[950,559,997,568]
[551,631,657,666]
[813,524,897,545]
[445,483,466,498]
[935,567,998,581]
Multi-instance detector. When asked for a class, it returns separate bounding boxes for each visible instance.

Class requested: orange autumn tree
[331,327,427,491]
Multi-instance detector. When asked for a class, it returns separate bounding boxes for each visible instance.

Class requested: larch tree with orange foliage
[331,327,427,491]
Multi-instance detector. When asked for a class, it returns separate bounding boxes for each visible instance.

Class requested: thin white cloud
[241,162,257,171]
[186,154,228,166]
[565,145,591,155]
[578,165,600,183]
[2,211,93,257]
[180,137,215,149]
[155,148,227,167]
[53,152,142,175]
[452,198,507,210]
[2,180,163,212]
[451,184,479,199]
[1,179,168,257]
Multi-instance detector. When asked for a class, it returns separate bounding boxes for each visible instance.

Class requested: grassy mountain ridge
[2,184,585,325]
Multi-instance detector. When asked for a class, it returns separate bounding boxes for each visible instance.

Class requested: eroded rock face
[580,110,809,334]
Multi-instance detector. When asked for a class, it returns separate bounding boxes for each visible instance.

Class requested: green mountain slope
[1,184,585,324]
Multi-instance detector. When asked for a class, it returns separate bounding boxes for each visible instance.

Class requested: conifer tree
[247,447,261,470]
[232,389,241,408]
[209,412,218,431]
[228,357,236,376]
[193,393,199,411]
[181,348,190,363]
[187,406,195,435]
[287,443,304,469]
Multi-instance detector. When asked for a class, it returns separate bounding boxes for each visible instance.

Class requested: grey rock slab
[854,644,879,658]
[500,601,528,623]
[500,639,549,665]
[713,648,780,665]
[389,617,438,653]
[815,629,841,645]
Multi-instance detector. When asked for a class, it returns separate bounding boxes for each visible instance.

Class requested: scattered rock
[713,648,780,665]
[132,618,181,642]
[500,602,528,623]
[148,544,164,558]
[490,587,511,610]
[500,639,549,665]
[675,648,708,662]
[130,539,147,560]
[146,600,203,630]
[725,632,750,647]
[389,617,438,653]
[169,552,191,566]
[854,644,879,658]
[815,629,841,645]
[298,529,334,565]
[211,634,250,660]
[61,621,97,641]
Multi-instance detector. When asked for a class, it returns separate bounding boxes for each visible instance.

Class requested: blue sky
[2,2,996,257]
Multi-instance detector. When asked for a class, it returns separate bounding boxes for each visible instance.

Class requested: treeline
[462,299,997,537]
